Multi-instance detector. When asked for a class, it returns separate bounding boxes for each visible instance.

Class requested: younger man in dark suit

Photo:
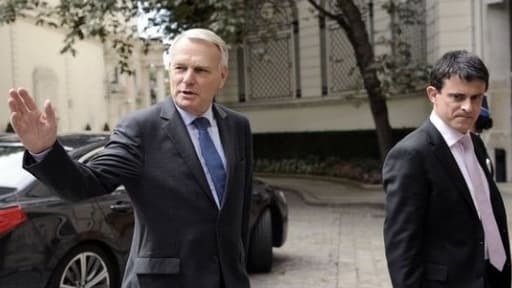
[383,50,511,287]
[8,28,253,288]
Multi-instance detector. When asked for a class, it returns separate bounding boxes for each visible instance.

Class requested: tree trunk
[337,0,393,162]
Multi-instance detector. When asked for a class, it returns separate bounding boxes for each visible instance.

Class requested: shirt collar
[429,111,467,147]
[174,103,214,126]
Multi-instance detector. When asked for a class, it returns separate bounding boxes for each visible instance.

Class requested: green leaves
[0,0,248,73]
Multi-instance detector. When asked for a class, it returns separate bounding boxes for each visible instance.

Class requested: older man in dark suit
[8,28,253,288]
[383,50,511,288]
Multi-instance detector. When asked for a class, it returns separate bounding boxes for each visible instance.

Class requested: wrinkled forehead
[169,38,223,66]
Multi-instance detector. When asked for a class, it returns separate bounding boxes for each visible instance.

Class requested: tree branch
[306,0,348,29]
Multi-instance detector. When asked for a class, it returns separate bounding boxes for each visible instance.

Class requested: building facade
[0,0,511,180]
[218,0,512,181]
[0,16,167,133]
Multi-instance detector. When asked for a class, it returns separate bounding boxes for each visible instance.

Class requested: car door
[78,146,134,258]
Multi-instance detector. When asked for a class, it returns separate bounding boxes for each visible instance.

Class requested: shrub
[255,156,382,184]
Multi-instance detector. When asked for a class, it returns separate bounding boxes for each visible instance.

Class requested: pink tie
[461,135,506,271]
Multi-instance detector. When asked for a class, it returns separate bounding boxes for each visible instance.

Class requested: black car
[0,133,287,288]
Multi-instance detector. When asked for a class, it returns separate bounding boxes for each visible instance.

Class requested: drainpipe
[470,0,484,56]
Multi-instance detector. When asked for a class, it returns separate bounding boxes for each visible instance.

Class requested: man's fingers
[18,88,38,112]
[43,100,56,126]
[8,88,25,114]
[8,96,19,114]
[9,112,22,133]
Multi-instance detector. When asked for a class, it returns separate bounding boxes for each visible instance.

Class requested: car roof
[58,133,110,150]
[0,132,110,150]
[0,133,110,192]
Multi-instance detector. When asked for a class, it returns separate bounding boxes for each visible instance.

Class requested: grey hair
[167,28,229,67]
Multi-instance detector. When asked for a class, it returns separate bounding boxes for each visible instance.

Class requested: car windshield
[0,146,35,194]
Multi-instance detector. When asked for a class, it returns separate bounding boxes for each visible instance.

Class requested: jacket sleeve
[382,145,428,287]
[23,115,143,202]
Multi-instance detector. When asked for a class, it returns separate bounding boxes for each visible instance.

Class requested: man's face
[169,38,228,116]
[426,75,486,134]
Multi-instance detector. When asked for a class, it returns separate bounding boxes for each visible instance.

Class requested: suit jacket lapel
[425,121,479,218]
[213,104,235,208]
[161,99,216,205]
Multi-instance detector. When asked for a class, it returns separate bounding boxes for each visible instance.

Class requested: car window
[0,146,35,193]
[0,187,16,196]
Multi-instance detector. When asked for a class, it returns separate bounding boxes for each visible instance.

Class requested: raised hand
[8,88,57,153]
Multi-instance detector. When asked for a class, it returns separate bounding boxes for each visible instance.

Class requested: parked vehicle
[0,133,287,287]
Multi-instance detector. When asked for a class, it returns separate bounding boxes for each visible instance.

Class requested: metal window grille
[327,24,363,95]
[325,0,367,95]
[244,1,295,101]
[246,34,294,100]
[399,0,427,65]
[325,0,426,96]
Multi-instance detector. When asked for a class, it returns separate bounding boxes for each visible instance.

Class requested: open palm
[8,88,57,153]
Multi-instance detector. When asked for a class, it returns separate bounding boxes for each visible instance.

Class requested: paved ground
[250,176,390,288]
[249,175,512,288]
[250,191,390,288]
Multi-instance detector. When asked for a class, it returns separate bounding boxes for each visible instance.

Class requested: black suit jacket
[24,99,253,288]
[383,120,511,288]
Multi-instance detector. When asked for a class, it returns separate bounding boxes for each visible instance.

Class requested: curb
[255,172,383,190]
[256,174,512,208]
[283,187,386,209]
[256,173,385,208]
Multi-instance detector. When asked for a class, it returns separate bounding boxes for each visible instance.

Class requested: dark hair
[430,50,489,91]
[474,114,493,133]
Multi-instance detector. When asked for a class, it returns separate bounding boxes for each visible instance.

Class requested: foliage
[305,0,431,160]
[0,0,428,88]
[0,0,428,160]
[255,156,382,184]
[308,0,431,98]
[0,0,246,73]
[375,0,431,97]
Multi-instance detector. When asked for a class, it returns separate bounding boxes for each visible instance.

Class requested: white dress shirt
[430,111,492,258]
[175,104,226,209]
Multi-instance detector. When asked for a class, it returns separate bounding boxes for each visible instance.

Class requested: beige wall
[3,1,512,180]
[232,95,430,133]
[221,0,432,134]
[0,18,167,133]
[425,0,512,180]
[297,0,322,98]
[480,1,512,180]
[0,25,13,132]
[0,19,108,132]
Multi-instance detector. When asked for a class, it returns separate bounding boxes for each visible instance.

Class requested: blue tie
[192,117,226,203]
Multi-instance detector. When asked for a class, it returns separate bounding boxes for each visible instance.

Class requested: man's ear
[426,86,438,104]
[218,65,228,89]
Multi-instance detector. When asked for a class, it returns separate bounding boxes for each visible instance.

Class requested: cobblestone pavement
[250,191,392,288]
[249,180,512,288]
